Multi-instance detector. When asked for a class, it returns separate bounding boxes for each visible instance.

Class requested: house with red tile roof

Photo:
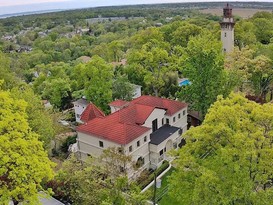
[76,95,188,178]
[73,97,89,123]
[73,97,105,123]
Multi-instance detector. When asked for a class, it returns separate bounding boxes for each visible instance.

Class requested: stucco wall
[74,103,87,123]
[77,104,188,171]
[77,132,120,158]
[132,86,142,99]
[143,108,166,129]
[221,22,234,53]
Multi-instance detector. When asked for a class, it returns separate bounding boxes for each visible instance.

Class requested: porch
[149,125,181,167]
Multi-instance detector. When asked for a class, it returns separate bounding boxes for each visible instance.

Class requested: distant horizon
[0,0,272,16]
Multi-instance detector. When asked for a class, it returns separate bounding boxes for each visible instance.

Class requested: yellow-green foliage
[0,88,54,204]
[169,93,273,205]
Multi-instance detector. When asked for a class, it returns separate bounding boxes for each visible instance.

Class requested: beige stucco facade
[221,18,235,53]
[77,103,188,176]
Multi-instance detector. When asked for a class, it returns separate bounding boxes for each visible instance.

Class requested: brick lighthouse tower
[220,3,235,53]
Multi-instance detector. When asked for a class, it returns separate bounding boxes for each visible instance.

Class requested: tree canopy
[178,33,227,118]
[168,93,273,205]
[0,84,54,204]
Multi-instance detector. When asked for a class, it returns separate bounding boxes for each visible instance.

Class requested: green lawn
[158,193,179,205]
[148,167,179,205]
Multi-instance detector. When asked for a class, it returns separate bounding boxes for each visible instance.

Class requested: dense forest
[1,2,273,204]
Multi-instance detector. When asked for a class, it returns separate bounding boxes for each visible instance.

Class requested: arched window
[136,157,144,168]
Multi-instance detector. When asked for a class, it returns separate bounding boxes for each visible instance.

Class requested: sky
[0,0,271,16]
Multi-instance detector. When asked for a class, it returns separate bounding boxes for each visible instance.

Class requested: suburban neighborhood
[1,1,273,205]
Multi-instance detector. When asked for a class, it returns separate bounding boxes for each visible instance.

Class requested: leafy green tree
[178,33,226,118]
[74,55,113,112]
[113,74,134,101]
[127,42,173,96]
[253,17,273,44]
[249,55,273,100]
[170,23,202,47]
[0,84,54,205]
[42,78,72,110]
[11,84,55,149]
[235,20,257,48]
[224,47,253,92]
[169,93,273,205]
[108,40,125,62]
[226,47,273,100]
[52,151,147,205]
[0,52,17,89]
[130,27,165,49]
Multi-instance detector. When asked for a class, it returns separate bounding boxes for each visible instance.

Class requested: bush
[138,160,170,189]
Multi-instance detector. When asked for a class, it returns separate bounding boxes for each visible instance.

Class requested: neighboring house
[187,111,202,128]
[80,102,105,123]
[73,98,89,123]
[77,56,91,63]
[132,84,142,99]
[76,95,188,178]
[9,192,64,205]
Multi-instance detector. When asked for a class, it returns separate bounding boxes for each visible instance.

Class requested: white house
[76,95,188,178]
[73,98,89,123]
[132,84,142,99]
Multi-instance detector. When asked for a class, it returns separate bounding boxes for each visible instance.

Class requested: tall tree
[249,55,273,100]
[234,20,257,49]
[0,52,17,89]
[178,33,226,118]
[170,23,202,47]
[42,78,72,110]
[168,93,273,205]
[10,84,55,149]
[112,74,134,101]
[0,83,54,204]
[252,13,273,44]
[51,151,147,205]
[127,42,173,96]
[224,46,253,92]
[74,55,113,112]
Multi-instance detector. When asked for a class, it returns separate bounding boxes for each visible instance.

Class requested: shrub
[138,160,170,189]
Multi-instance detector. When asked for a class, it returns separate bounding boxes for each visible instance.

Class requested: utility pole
[153,172,157,205]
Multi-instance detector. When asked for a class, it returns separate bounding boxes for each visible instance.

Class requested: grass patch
[148,166,179,204]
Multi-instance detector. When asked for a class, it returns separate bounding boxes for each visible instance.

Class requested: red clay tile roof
[80,103,105,123]
[109,99,129,107]
[131,95,187,116]
[77,96,187,144]
[77,117,150,145]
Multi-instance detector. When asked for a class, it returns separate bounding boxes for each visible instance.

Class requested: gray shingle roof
[150,125,180,145]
